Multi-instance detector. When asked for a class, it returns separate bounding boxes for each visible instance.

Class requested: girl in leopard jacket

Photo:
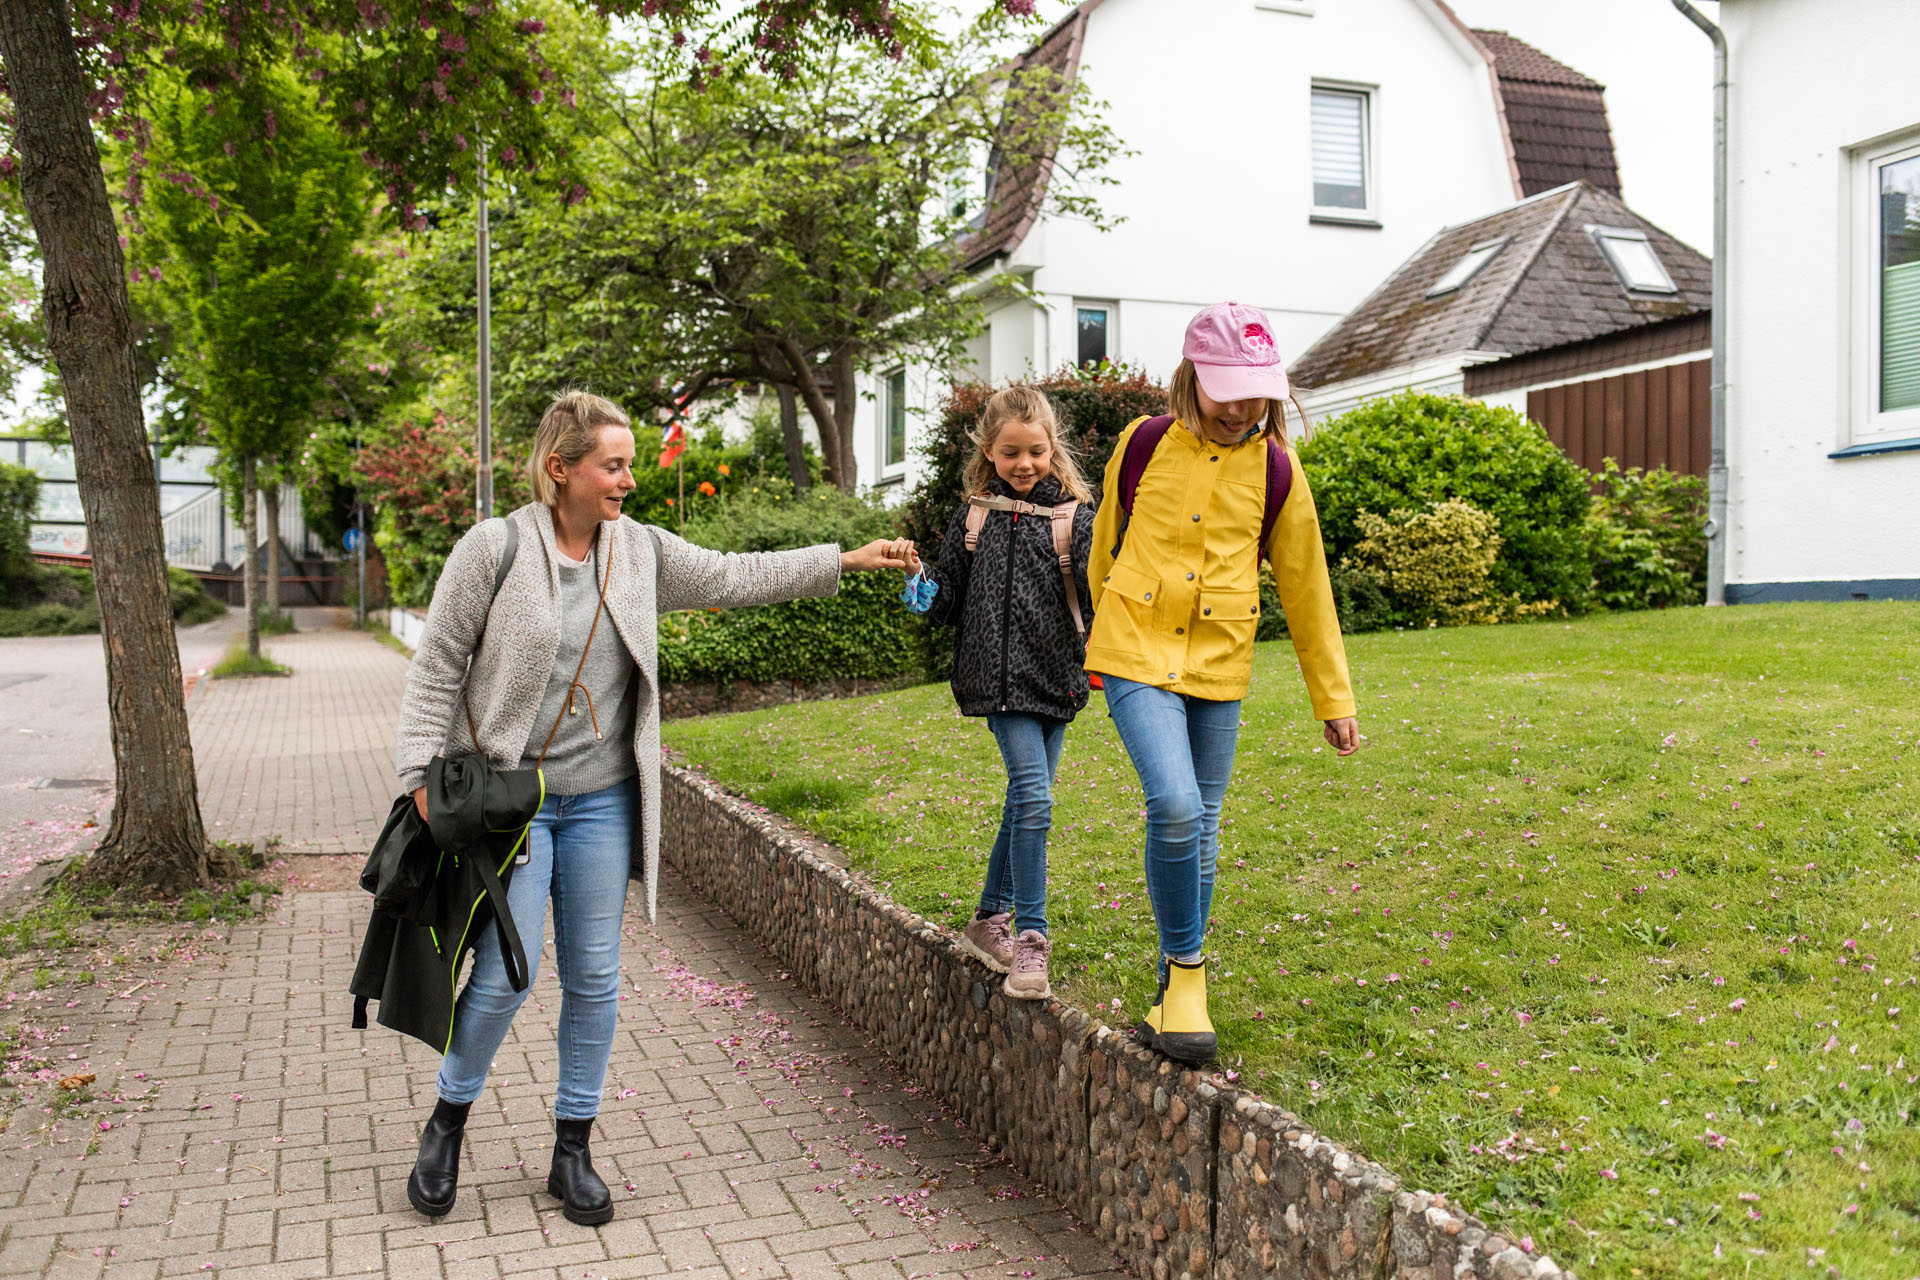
[902,385,1095,1002]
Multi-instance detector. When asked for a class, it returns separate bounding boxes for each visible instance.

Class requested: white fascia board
[1297,352,1486,413]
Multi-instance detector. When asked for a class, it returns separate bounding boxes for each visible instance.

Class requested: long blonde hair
[1167,359,1309,449]
[961,385,1092,502]
[527,390,630,506]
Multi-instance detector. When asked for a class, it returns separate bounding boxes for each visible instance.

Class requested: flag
[658,417,686,469]
[658,379,692,468]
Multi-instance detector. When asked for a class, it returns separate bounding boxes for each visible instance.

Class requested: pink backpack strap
[963,499,990,552]
[1050,500,1085,637]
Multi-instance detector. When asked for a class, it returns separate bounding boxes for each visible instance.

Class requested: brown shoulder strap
[533,529,617,769]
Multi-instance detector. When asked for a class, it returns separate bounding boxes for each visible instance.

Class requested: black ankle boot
[547,1116,614,1225]
[407,1097,470,1217]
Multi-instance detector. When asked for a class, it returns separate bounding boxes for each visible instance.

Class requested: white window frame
[1309,82,1378,227]
[881,368,909,476]
[1587,225,1678,295]
[1426,237,1509,297]
[1848,130,1920,448]
[1073,300,1117,369]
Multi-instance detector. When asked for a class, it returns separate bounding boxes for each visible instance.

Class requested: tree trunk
[242,458,261,661]
[777,337,843,490]
[0,0,210,894]
[263,473,281,623]
[829,349,859,492]
[774,384,811,493]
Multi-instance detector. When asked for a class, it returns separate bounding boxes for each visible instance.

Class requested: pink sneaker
[1004,930,1052,1001]
[960,912,1014,973]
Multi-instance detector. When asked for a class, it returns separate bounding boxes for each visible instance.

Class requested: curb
[661,762,1575,1280]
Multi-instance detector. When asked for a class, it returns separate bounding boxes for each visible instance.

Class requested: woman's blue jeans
[975,713,1065,937]
[1100,676,1242,968]
[437,776,635,1120]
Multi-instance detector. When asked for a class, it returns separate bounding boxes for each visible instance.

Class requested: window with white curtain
[1310,86,1372,218]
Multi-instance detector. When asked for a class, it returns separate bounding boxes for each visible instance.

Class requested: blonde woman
[392,390,908,1224]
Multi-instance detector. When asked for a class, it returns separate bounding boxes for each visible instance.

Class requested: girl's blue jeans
[975,713,1065,937]
[437,776,635,1120]
[1100,676,1242,969]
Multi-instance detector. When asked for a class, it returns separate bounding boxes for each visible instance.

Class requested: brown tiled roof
[1474,29,1621,197]
[956,2,1101,272]
[1290,182,1709,391]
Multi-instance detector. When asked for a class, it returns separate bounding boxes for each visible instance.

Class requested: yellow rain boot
[1137,969,1169,1046]
[1154,958,1216,1065]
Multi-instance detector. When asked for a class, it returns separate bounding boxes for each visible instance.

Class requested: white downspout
[1672,0,1729,606]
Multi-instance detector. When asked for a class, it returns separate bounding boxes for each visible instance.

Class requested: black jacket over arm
[925,475,1096,722]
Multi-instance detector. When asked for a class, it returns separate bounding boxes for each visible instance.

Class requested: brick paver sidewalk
[189,611,410,855]
[0,868,1121,1280]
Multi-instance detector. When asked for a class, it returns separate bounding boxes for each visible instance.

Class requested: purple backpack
[1113,415,1293,562]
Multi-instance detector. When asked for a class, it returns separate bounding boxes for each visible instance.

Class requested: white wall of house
[1721,0,1920,598]
[848,0,1521,495]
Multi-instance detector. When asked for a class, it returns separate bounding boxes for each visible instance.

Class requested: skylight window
[1589,225,1678,293]
[1426,237,1508,296]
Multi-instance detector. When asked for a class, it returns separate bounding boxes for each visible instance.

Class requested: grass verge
[210,639,289,678]
[663,602,1920,1280]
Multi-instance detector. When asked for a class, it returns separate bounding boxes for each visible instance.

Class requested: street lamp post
[476,138,494,521]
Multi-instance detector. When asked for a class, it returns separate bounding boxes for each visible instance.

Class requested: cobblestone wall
[661,764,1575,1280]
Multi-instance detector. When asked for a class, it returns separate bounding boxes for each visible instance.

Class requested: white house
[842,0,1614,494]
[1716,0,1920,602]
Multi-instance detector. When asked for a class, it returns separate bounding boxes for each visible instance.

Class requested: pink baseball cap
[1182,302,1290,403]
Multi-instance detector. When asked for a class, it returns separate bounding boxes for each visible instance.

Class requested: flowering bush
[1343,499,1556,627]
[356,413,524,608]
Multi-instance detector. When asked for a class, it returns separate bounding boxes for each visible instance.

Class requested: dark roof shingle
[956,4,1097,272]
[1290,182,1709,391]
[1476,29,1621,196]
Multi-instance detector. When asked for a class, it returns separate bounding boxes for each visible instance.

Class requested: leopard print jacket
[926,475,1096,722]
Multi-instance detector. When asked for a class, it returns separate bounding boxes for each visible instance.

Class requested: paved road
[0,866,1121,1280]
[0,612,235,901]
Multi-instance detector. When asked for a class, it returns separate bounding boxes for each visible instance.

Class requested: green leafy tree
[0,0,1032,892]
[384,13,1122,492]
[136,63,372,660]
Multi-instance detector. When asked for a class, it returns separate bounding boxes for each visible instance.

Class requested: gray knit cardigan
[393,501,842,923]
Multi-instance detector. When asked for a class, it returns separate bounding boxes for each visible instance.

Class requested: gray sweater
[521,536,638,794]
[394,502,842,922]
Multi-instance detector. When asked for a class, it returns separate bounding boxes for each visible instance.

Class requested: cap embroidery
[1242,323,1274,354]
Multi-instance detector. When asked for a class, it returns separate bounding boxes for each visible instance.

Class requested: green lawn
[663,603,1920,1279]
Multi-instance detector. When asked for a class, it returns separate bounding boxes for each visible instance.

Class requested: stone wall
[661,764,1575,1280]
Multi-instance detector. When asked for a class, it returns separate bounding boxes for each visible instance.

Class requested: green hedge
[0,565,224,637]
[1587,459,1706,610]
[659,480,923,687]
[0,462,40,597]
[1299,391,1594,610]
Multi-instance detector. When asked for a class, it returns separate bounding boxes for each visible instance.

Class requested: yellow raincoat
[1085,416,1355,719]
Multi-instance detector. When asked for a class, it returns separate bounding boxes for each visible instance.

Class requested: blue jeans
[976,714,1064,937]
[437,776,635,1120]
[1100,676,1242,968]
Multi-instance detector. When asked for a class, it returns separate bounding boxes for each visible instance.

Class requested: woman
[392,389,908,1224]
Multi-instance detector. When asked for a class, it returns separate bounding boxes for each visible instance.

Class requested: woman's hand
[1323,717,1359,757]
[412,787,428,821]
[902,543,924,576]
[841,538,914,572]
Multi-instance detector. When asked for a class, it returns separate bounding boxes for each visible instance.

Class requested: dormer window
[1589,225,1678,294]
[1426,237,1508,296]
